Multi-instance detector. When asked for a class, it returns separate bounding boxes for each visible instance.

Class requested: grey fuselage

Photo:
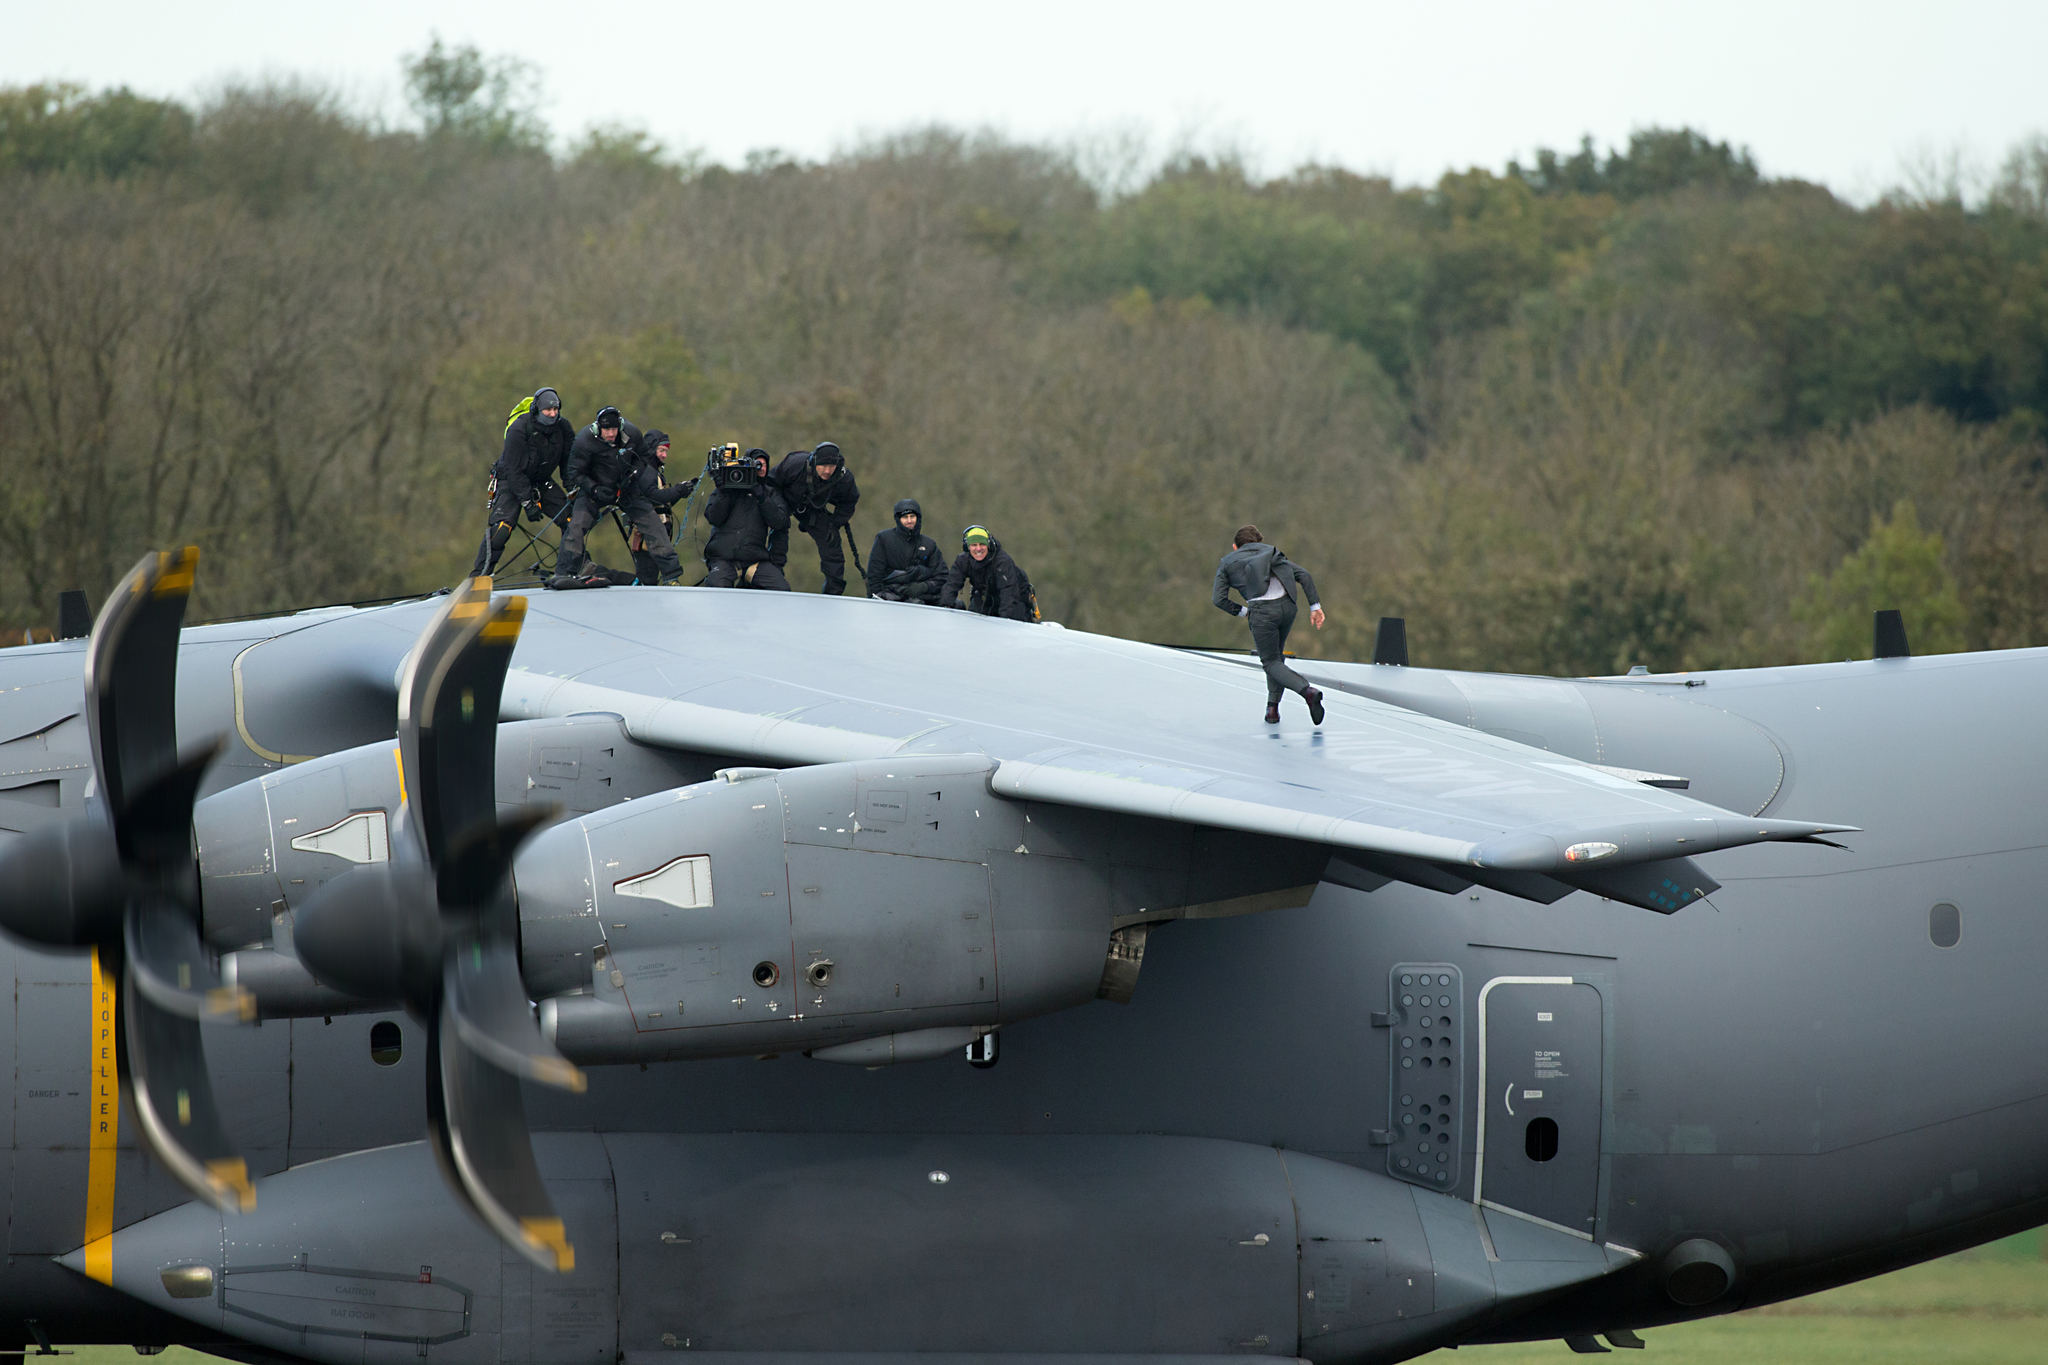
[0,587,2040,1359]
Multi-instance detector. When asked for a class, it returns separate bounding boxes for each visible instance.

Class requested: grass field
[1421,1226,2048,1364]
[41,1228,2048,1364]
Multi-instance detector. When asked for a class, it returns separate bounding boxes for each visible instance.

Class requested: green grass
[43,1229,2048,1364]
[1420,1227,2048,1363]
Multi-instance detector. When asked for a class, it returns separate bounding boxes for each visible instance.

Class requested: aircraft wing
[495,596,1850,911]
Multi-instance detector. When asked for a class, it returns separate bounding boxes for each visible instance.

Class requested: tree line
[3,45,2046,674]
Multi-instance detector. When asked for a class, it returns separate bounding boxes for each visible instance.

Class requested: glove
[595,486,616,503]
[884,568,912,584]
[678,477,698,497]
[524,502,543,522]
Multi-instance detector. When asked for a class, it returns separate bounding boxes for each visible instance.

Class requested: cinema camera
[707,443,758,492]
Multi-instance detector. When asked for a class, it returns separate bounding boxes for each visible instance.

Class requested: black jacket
[1213,543,1319,616]
[865,522,947,596]
[770,452,861,533]
[703,483,791,565]
[566,419,645,504]
[942,541,1033,621]
[491,409,574,498]
[630,460,696,510]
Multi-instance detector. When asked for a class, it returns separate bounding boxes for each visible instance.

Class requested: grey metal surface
[1,588,2047,1359]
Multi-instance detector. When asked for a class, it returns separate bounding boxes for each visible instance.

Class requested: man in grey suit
[1213,525,1327,725]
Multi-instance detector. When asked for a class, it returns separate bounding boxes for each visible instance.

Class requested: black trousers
[471,479,568,576]
[805,523,849,594]
[704,559,792,590]
[1246,596,1311,705]
[562,496,679,581]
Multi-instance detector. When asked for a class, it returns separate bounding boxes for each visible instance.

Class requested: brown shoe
[1264,703,1280,724]
[1305,687,1326,726]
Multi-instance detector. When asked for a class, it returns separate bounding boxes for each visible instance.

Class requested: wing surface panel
[496,592,1850,884]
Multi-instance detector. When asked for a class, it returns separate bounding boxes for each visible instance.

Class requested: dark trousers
[562,496,680,581]
[805,524,849,594]
[1246,596,1310,705]
[472,479,568,576]
[704,559,792,590]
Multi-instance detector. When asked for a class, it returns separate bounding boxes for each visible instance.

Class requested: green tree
[402,37,546,152]
[0,83,192,177]
[1796,501,1966,659]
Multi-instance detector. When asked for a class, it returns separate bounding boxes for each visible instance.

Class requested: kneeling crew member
[472,386,572,576]
[561,406,681,583]
[942,525,1034,620]
[1213,524,1326,725]
[771,441,861,595]
[703,447,793,589]
[867,499,947,602]
[628,429,697,584]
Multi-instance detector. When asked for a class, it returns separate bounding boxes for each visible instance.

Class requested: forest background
[6,43,2048,673]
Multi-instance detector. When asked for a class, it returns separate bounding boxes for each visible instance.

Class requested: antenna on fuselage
[1873,609,1911,660]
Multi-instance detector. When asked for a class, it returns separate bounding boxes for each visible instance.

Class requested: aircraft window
[1929,902,1961,949]
[1525,1117,1559,1162]
[370,1020,402,1067]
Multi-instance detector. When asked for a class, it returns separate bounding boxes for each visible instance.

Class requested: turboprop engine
[514,756,1119,1066]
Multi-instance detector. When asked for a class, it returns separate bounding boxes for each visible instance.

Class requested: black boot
[1264,703,1280,724]
[1305,687,1325,726]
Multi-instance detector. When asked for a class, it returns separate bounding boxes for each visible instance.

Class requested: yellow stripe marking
[84,949,119,1285]
[393,744,408,805]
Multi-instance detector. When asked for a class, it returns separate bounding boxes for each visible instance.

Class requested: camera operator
[558,406,682,585]
[702,445,793,590]
[770,441,861,595]
[627,429,698,584]
[865,498,947,603]
[942,524,1036,621]
[471,386,572,576]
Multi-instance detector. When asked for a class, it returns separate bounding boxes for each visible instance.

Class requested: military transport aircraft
[0,546,2033,1363]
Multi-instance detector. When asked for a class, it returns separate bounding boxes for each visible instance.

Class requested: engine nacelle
[517,757,1122,1064]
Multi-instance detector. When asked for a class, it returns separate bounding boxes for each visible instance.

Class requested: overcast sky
[9,1,2044,197]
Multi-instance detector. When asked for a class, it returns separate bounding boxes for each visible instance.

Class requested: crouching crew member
[1213,524,1327,726]
[559,406,681,584]
[703,447,793,589]
[628,429,697,584]
[942,524,1035,620]
[866,498,947,602]
[472,386,572,576]
[771,441,861,594]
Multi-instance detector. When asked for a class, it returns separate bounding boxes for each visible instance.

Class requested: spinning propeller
[292,577,583,1272]
[0,548,257,1212]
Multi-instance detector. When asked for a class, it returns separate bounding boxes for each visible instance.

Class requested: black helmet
[595,406,623,433]
[534,388,562,427]
[810,441,843,475]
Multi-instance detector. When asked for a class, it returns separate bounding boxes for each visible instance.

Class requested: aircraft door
[1477,978,1604,1239]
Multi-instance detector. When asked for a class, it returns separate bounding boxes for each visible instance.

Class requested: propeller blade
[427,1002,575,1273]
[85,548,199,860]
[126,901,254,1022]
[445,938,584,1092]
[397,580,525,881]
[121,931,256,1213]
[441,804,559,916]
